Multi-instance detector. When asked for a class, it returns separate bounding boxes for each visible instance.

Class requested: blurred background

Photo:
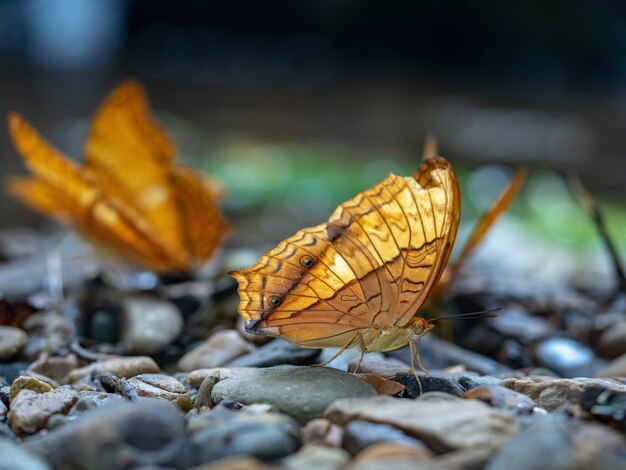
[0,0,625,287]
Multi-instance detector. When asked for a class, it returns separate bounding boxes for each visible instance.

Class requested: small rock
[596,353,626,378]
[354,374,405,396]
[226,338,320,368]
[342,420,431,456]
[127,374,192,411]
[395,372,465,398]
[325,395,518,453]
[21,312,72,359]
[0,326,28,360]
[348,354,410,377]
[535,337,600,378]
[69,391,125,414]
[189,456,269,470]
[121,295,184,354]
[487,307,552,343]
[283,445,351,470]
[435,446,495,470]
[67,356,159,383]
[178,330,254,372]
[192,408,301,463]
[194,375,219,409]
[0,362,29,383]
[597,321,626,359]
[463,386,538,414]
[9,375,53,401]
[458,375,502,390]
[349,442,437,470]
[28,354,79,384]
[501,377,626,411]
[8,387,78,435]
[26,399,193,470]
[0,437,52,470]
[211,366,376,424]
[579,386,626,432]
[302,418,343,447]
[186,367,256,389]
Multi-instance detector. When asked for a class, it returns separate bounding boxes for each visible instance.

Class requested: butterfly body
[231,157,460,354]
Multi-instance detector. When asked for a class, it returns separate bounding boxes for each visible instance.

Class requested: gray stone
[487,307,553,343]
[8,387,78,435]
[186,368,255,389]
[121,296,184,354]
[0,326,27,360]
[0,437,51,470]
[178,330,254,372]
[302,418,343,447]
[192,408,301,464]
[458,375,502,390]
[501,377,626,411]
[69,392,125,415]
[348,442,439,470]
[67,356,159,383]
[28,354,79,385]
[342,420,431,456]
[395,372,465,398]
[211,366,376,424]
[348,354,410,377]
[127,374,192,411]
[21,313,72,359]
[226,339,320,368]
[26,399,193,470]
[283,445,351,470]
[596,353,626,378]
[463,385,539,414]
[535,337,600,378]
[325,396,518,453]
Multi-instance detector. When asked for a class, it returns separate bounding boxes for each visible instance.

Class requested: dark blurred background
[0,0,625,248]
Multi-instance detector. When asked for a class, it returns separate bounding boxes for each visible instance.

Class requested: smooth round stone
[9,375,53,401]
[458,375,502,390]
[463,385,538,414]
[487,307,552,343]
[501,377,626,411]
[121,295,184,354]
[597,321,626,359]
[225,339,320,368]
[0,437,51,470]
[178,330,254,372]
[348,353,410,376]
[67,356,159,383]
[325,395,518,452]
[192,410,301,464]
[25,399,193,470]
[535,337,599,378]
[350,442,438,470]
[596,353,626,378]
[395,372,465,398]
[127,374,192,411]
[28,354,79,385]
[189,456,269,470]
[0,326,28,360]
[342,420,432,456]
[283,445,351,470]
[302,418,343,447]
[8,387,78,435]
[211,365,376,424]
[194,375,219,410]
[186,367,255,389]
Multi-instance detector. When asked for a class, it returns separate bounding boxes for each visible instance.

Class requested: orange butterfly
[6,80,231,274]
[231,157,460,366]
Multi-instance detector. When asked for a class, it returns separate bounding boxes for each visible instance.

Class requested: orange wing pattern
[6,81,230,274]
[231,157,460,352]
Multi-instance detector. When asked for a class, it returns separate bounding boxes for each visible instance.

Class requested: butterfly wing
[231,157,460,350]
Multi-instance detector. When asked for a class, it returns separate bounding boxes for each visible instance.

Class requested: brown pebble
[9,376,53,402]
[67,356,159,383]
[127,374,192,411]
[177,330,254,372]
[194,375,219,410]
[8,387,78,435]
[302,418,344,447]
[354,374,405,396]
[349,442,434,469]
[186,367,255,389]
[28,354,79,384]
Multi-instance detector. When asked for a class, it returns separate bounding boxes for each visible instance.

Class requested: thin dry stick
[567,173,626,297]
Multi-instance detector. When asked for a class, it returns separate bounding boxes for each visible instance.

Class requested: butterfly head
[411,316,434,337]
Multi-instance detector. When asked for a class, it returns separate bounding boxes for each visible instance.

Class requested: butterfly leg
[313,332,360,368]
[409,340,424,395]
[350,335,367,374]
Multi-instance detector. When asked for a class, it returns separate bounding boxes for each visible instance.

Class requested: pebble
[190,456,269,470]
[0,326,28,360]
[119,295,183,354]
[211,366,376,424]
[67,356,159,383]
[21,312,72,359]
[353,374,405,396]
[457,374,502,390]
[226,339,320,368]
[595,352,626,378]
[283,445,351,470]
[26,399,193,470]
[396,372,465,398]
[194,374,219,409]
[68,391,125,414]
[127,374,193,411]
[0,437,52,470]
[348,354,410,377]
[325,395,518,452]
[186,367,256,389]
[579,386,626,431]
[501,377,626,411]
[8,387,78,435]
[488,306,553,343]
[435,446,496,470]
[178,330,254,372]
[596,320,626,359]
[9,375,53,401]
[28,354,79,384]
[192,407,301,464]
[390,335,512,376]
[463,385,539,414]
[342,420,432,456]
[302,418,344,447]
[535,337,600,378]
[348,442,437,470]
[0,362,29,383]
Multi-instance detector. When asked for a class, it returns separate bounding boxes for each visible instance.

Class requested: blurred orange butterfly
[6,80,231,274]
[231,156,460,365]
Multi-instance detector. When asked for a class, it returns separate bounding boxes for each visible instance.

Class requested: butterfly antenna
[429,307,501,323]
[422,134,438,160]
